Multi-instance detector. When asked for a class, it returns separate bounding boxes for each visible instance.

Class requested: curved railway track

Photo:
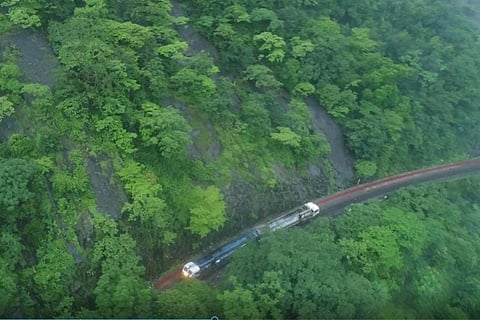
[154,157,480,290]
[316,157,480,214]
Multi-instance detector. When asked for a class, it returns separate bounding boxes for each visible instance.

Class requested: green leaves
[170,67,217,105]
[292,82,315,96]
[73,0,107,18]
[290,36,314,58]
[226,225,389,318]
[139,102,191,159]
[117,160,171,238]
[0,158,38,212]
[0,262,18,316]
[0,52,22,94]
[220,272,284,319]
[156,280,220,318]
[253,31,286,63]
[156,41,188,59]
[92,228,151,318]
[317,84,356,120]
[244,64,282,89]
[220,284,261,319]
[31,242,75,316]
[270,127,301,149]
[0,96,14,122]
[340,225,404,278]
[354,160,377,178]
[1,0,42,28]
[187,186,226,238]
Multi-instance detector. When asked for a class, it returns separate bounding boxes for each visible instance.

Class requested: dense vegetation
[172,178,480,319]
[0,0,479,318]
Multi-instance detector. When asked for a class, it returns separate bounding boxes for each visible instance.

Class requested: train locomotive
[182,202,320,278]
[182,228,261,278]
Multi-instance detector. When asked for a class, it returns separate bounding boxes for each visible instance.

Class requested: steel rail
[153,157,480,290]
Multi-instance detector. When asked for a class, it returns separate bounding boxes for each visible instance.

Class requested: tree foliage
[139,102,191,158]
[156,280,220,318]
[0,158,38,212]
[223,178,480,318]
[1,0,480,318]
[187,186,226,238]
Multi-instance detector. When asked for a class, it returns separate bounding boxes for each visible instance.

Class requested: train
[182,202,320,278]
[155,158,480,289]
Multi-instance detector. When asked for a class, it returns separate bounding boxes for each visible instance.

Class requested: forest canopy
[0,0,479,318]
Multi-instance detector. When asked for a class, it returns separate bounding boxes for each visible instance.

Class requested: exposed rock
[0,116,19,142]
[170,0,219,60]
[0,29,58,87]
[166,98,223,162]
[76,212,94,249]
[86,155,127,220]
[306,96,355,188]
[221,167,329,233]
[67,241,85,264]
[0,29,58,141]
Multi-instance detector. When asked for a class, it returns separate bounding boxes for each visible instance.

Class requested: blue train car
[182,229,260,278]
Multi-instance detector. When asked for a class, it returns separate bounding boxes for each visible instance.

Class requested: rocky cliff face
[169,1,354,230]
[1,3,355,250]
[0,29,127,258]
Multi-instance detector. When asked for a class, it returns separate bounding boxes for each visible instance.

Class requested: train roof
[195,231,257,267]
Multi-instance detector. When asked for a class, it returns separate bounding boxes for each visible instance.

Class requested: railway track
[316,157,480,215]
[154,157,480,290]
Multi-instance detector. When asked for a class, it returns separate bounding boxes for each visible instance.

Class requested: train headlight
[182,262,200,278]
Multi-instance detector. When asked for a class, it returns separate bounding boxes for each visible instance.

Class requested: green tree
[253,31,286,63]
[226,224,389,318]
[156,280,220,318]
[187,186,226,238]
[92,222,153,318]
[220,284,261,319]
[355,160,377,178]
[169,67,217,105]
[270,126,301,148]
[139,102,191,158]
[290,36,314,58]
[292,82,315,96]
[117,160,174,244]
[0,96,14,122]
[0,262,17,316]
[250,8,283,32]
[244,64,282,89]
[0,158,39,213]
[0,51,22,94]
[317,84,356,120]
[239,94,272,137]
[5,6,41,28]
[30,241,75,317]
[340,226,404,279]
[249,271,285,319]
